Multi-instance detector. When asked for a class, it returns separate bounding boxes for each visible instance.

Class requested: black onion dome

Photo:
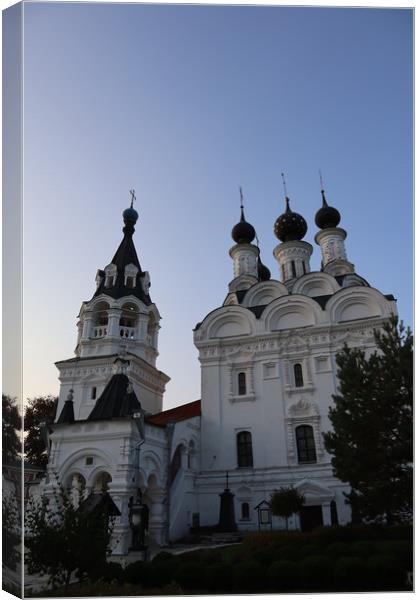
[274,197,308,242]
[231,207,256,244]
[315,190,341,229]
[123,206,139,224]
[258,256,271,281]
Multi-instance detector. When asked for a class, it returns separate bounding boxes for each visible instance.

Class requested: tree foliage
[2,493,21,570]
[323,316,413,525]
[25,484,114,588]
[24,395,57,468]
[270,487,305,530]
[2,394,21,463]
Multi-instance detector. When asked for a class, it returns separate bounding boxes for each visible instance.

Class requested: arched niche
[92,300,110,327]
[207,308,254,339]
[93,471,112,494]
[291,272,340,298]
[263,296,321,331]
[64,471,86,491]
[242,281,289,308]
[327,287,391,324]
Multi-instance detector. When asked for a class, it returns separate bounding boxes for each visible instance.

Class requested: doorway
[300,505,323,532]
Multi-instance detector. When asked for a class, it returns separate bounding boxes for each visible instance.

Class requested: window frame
[237,372,247,396]
[293,363,304,388]
[295,424,317,463]
[236,430,254,468]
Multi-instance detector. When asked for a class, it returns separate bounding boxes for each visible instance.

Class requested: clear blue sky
[22,4,413,409]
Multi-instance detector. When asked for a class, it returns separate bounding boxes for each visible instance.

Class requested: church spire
[314,178,354,276]
[91,193,151,304]
[273,174,312,285]
[228,187,259,292]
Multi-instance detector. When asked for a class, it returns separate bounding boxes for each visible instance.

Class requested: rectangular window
[91,386,97,400]
[294,363,304,387]
[85,456,94,466]
[237,431,253,468]
[296,425,317,463]
[238,372,247,395]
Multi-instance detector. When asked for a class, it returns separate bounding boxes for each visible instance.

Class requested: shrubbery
[232,560,267,592]
[267,560,299,591]
[36,524,412,595]
[204,563,232,592]
[299,556,334,590]
[174,562,206,591]
[334,557,369,591]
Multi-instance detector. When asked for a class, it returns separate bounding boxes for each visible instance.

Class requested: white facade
[44,195,397,554]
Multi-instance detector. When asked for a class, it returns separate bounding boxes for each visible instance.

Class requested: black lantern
[129,490,149,551]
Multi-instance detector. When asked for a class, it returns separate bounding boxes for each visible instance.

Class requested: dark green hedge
[80,525,412,594]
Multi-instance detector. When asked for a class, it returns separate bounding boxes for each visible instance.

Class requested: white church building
[43,186,397,555]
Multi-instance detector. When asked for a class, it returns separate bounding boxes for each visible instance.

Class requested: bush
[299,543,323,558]
[196,548,223,565]
[123,560,150,585]
[204,563,232,592]
[299,556,334,590]
[254,543,278,565]
[148,559,180,587]
[272,544,301,562]
[334,557,369,591]
[324,541,353,559]
[152,551,173,562]
[366,554,406,590]
[375,540,413,569]
[232,560,267,592]
[350,541,375,558]
[174,562,206,591]
[267,560,299,591]
[244,530,307,550]
[102,561,124,583]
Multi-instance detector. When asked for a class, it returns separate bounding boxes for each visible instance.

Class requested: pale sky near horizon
[19,3,412,409]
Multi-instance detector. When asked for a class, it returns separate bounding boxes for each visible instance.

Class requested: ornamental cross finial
[281,172,288,198]
[239,186,244,209]
[129,189,136,208]
[319,170,328,205]
[319,169,324,191]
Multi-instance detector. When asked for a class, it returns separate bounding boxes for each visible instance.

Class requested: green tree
[25,484,114,588]
[2,493,21,570]
[323,316,413,525]
[24,395,57,468]
[270,487,305,530]
[2,394,21,463]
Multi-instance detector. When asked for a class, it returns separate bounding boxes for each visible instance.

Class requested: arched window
[238,372,247,396]
[281,264,286,281]
[241,502,250,519]
[293,363,304,388]
[295,425,317,463]
[291,260,297,278]
[94,472,112,494]
[302,261,306,274]
[237,431,253,468]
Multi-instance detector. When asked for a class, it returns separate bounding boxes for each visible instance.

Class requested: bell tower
[54,194,170,421]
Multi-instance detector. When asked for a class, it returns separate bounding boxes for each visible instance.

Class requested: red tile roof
[146,400,201,427]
